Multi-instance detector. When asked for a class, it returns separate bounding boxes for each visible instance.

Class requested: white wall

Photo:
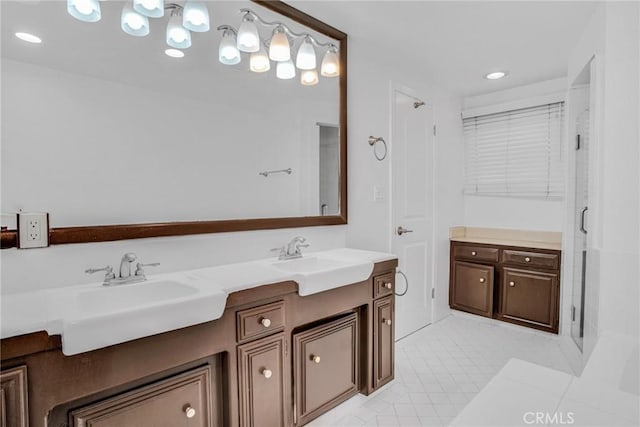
[461,79,567,232]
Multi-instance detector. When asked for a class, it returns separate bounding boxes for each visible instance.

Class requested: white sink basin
[62,274,227,355]
[268,255,374,296]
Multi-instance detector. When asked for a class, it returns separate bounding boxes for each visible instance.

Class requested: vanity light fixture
[276,59,296,80]
[485,71,507,80]
[15,32,42,44]
[269,26,291,61]
[182,0,209,33]
[250,43,271,73]
[121,2,150,37]
[301,69,319,86]
[321,46,339,77]
[164,48,184,58]
[67,0,101,22]
[218,26,241,65]
[236,13,260,53]
[133,0,164,18]
[166,10,191,49]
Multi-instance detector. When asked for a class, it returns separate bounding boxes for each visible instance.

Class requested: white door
[391,88,434,340]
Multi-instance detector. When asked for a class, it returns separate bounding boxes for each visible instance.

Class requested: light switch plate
[17,212,49,249]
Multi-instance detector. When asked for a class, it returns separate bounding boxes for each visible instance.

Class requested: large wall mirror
[1,0,347,247]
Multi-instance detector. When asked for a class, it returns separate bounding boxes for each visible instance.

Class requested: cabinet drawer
[450,261,494,317]
[453,245,499,262]
[373,272,394,299]
[70,366,211,427]
[501,268,558,331]
[1,366,28,427]
[237,301,285,342]
[502,250,559,270]
[238,334,286,427]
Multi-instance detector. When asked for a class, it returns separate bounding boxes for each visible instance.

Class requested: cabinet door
[373,297,394,390]
[70,366,211,427]
[294,313,358,425]
[1,366,28,427]
[501,268,558,331]
[450,261,494,317]
[237,334,285,427]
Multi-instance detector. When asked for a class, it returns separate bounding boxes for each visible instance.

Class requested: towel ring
[368,136,387,161]
[395,269,409,296]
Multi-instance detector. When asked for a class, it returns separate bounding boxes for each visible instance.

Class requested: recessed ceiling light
[164,48,184,58]
[485,71,507,80]
[15,32,42,44]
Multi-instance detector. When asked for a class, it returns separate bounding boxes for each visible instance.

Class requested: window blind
[463,102,565,198]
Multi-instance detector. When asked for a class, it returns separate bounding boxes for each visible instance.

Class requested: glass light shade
[67,0,101,22]
[219,31,241,65]
[320,48,339,77]
[301,69,319,86]
[250,45,270,73]
[165,48,184,58]
[15,32,42,44]
[269,29,290,61]
[237,17,259,53]
[133,0,164,18]
[276,59,296,79]
[296,38,316,70]
[121,3,149,37]
[166,15,191,48]
[182,1,210,33]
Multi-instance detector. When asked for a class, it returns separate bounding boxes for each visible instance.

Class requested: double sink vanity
[0,247,398,427]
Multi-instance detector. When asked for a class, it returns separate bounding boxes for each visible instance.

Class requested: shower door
[571,108,590,350]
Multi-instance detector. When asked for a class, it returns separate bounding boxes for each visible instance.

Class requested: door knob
[383,318,392,326]
[509,281,515,287]
[183,405,196,419]
[384,282,392,289]
[396,226,414,236]
[261,368,273,378]
[479,277,486,283]
[311,355,321,364]
[260,318,271,327]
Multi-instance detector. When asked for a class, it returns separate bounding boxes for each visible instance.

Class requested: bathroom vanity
[448,227,562,333]
[0,253,397,427]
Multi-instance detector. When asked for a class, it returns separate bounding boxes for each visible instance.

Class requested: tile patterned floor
[307,313,575,427]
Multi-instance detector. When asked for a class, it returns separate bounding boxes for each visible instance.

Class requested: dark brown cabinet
[293,313,358,426]
[501,268,559,330]
[450,241,561,333]
[237,334,286,427]
[0,366,28,427]
[373,296,394,389]
[450,261,494,317]
[69,366,212,427]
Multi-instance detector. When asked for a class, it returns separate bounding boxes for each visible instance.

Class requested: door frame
[388,81,436,331]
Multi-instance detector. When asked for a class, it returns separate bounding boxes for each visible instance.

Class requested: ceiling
[290,1,599,97]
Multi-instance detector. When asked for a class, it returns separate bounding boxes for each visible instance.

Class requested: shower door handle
[580,206,588,234]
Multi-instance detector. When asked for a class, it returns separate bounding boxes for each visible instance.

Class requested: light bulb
[183,1,210,33]
[269,27,290,61]
[133,0,164,18]
[301,69,318,86]
[276,59,296,79]
[15,32,42,44]
[165,48,184,58]
[219,30,241,65]
[250,45,270,73]
[121,3,149,36]
[296,37,316,70]
[485,71,507,80]
[321,47,339,77]
[166,14,191,48]
[67,0,101,22]
[237,15,259,53]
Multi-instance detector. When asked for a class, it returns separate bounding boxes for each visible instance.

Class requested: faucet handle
[85,265,116,281]
[135,262,160,277]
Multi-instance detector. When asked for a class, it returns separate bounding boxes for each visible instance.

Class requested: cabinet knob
[260,318,271,328]
[479,277,486,283]
[471,251,477,256]
[261,368,273,379]
[184,405,196,419]
[509,281,515,287]
[311,355,321,364]
[383,318,392,326]
[524,257,531,262]
[384,282,392,289]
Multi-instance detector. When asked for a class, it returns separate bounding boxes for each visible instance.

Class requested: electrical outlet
[17,212,49,249]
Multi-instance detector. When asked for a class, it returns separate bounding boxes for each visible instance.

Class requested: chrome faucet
[271,236,310,260]
[86,253,160,286]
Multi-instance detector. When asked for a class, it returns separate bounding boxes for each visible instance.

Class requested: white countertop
[450,226,562,250]
[1,248,396,355]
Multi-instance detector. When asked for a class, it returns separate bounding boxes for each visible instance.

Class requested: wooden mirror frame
[1,0,347,249]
